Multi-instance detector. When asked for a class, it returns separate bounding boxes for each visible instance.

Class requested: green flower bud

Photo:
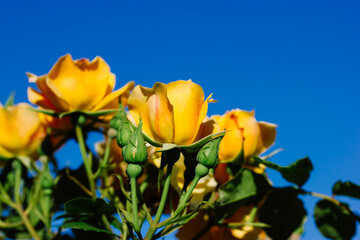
[196,137,222,168]
[117,120,134,147]
[110,110,127,130]
[77,114,87,126]
[122,120,147,164]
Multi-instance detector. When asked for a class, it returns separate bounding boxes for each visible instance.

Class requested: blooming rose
[211,109,277,161]
[0,103,45,159]
[127,80,213,145]
[27,54,134,113]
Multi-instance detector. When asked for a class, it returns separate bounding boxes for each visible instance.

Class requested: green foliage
[253,156,313,186]
[258,187,307,240]
[314,200,356,240]
[64,197,114,217]
[215,168,271,221]
[332,180,360,199]
[62,222,120,237]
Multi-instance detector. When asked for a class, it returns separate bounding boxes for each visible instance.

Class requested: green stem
[93,133,114,179]
[178,175,200,206]
[14,204,41,240]
[157,174,201,229]
[75,124,96,199]
[145,163,174,240]
[0,219,23,228]
[130,177,140,233]
[13,160,22,204]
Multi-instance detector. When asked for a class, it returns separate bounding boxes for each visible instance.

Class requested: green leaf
[64,197,114,216]
[258,187,307,240]
[62,221,120,237]
[108,215,123,230]
[314,200,356,240]
[181,131,226,152]
[332,180,360,199]
[215,168,271,221]
[253,156,313,186]
[217,168,271,206]
[4,92,15,108]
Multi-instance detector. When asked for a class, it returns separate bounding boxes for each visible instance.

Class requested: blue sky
[1,0,360,239]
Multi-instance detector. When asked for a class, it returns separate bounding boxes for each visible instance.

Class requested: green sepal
[59,109,119,118]
[181,131,226,152]
[4,91,15,109]
[31,108,58,117]
[332,180,360,199]
[314,199,356,240]
[252,156,313,187]
[62,221,120,238]
[126,119,163,147]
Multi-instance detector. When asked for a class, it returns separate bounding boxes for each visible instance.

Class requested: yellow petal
[27,87,59,110]
[256,121,277,154]
[128,85,156,141]
[167,80,207,145]
[217,111,244,161]
[146,83,174,143]
[27,72,69,112]
[93,81,135,111]
[47,54,110,110]
[0,103,44,158]
[232,109,260,159]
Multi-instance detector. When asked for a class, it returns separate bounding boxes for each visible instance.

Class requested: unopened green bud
[77,114,87,126]
[117,120,134,147]
[41,175,53,190]
[122,120,147,164]
[196,137,222,168]
[110,110,127,130]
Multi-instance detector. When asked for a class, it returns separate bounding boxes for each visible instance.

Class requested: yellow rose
[0,103,46,159]
[127,80,213,145]
[27,54,134,113]
[211,109,277,161]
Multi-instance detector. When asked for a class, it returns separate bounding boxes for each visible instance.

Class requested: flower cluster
[1,54,353,240]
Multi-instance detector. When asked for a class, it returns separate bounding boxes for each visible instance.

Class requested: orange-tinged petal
[128,85,156,141]
[232,110,260,159]
[93,81,135,111]
[27,73,69,112]
[217,111,244,161]
[47,54,110,110]
[147,82,174,143]
[27,87,58,110]
[256,121,277,154]
[0,103,45,158]
[167,80,206,145]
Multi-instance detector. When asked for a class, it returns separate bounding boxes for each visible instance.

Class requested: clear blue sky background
[1,0,359,239]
